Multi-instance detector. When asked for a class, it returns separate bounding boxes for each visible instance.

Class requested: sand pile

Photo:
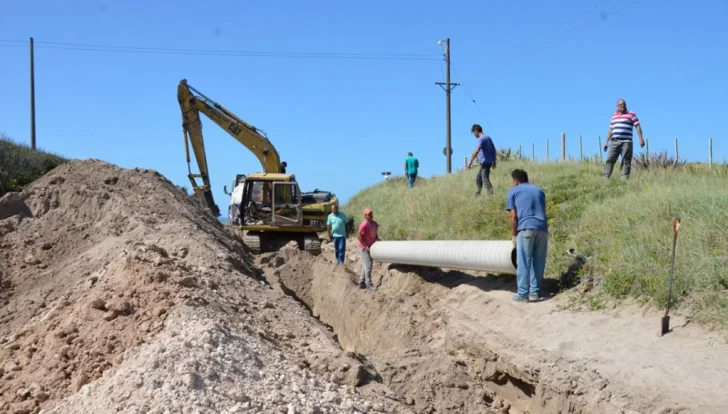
[0,160,408,414]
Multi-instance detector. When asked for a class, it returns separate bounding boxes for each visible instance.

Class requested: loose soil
[0,160,409,414]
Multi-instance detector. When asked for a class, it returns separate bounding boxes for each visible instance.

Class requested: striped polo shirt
[610,111,640,142]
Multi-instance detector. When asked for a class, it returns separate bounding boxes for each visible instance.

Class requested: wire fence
[464,135,721,171]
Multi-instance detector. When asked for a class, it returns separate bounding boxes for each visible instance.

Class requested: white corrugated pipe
[369,240,517,275]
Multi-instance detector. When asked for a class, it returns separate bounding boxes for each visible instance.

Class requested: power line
[0,39,441,61]
[451,65,498,136]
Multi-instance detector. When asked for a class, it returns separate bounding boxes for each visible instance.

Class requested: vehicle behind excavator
[177,79,353,255]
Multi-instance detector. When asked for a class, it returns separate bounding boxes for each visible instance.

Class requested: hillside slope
[0,134,68,197]
[343,160,728,329]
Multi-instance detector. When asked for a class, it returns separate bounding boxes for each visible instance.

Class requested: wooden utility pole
[561,133,566,161]
[30,37,36,150]
[436,38,459,174]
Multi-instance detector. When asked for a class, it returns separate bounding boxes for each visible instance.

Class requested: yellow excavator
[177,79,351,255]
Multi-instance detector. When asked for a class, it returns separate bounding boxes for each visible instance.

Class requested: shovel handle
[673,216,681,235]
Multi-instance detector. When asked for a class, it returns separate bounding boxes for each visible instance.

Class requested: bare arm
[327,224,332,240]
[467,145,480,168]
[604,128,612,148]
[636,124,645,146]
[510,209,518,237]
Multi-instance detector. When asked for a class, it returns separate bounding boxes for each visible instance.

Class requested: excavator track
[242,232,262,255]
[302,234,322,256]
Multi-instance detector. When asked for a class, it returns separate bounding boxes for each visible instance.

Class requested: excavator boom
[176,78,351,255]
[177,79,283,215]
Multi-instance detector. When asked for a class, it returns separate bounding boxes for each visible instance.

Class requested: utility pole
[30,36,36,150]
[436,38,459,174]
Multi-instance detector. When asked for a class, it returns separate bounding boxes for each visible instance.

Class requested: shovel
[661,216,681,337]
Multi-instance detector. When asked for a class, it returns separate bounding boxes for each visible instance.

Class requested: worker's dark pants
[476,163,494,195]
[603,140,634,180]
[407,173,417,188]
[333,236,346,264]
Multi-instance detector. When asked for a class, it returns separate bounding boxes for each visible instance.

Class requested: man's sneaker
[358,283,366,289]
[512,294,528,302]
[366,285,377,291]
[529,294,540,302]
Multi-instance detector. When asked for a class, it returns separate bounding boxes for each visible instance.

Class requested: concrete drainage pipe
[369,240,517,275]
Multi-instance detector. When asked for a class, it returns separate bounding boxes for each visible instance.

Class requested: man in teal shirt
[404,152,419,188]
[327,204,349,264]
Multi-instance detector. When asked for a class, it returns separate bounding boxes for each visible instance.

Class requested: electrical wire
[0,39,441,61]
[452,65,498,136]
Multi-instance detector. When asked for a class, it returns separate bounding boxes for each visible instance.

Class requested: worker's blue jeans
[333,236,346,263]
[516,229,548,297]
[407,173,417,188]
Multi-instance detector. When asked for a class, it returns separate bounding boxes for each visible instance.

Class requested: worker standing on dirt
[327,204,349,264]
[467,124,497,198]
[357,208,379,291]
[505,169,548,302]
[603,99,645,180]
[404,152,419,188]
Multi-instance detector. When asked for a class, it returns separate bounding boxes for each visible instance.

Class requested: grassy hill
[1,134,68,196]
[344,154,728,329]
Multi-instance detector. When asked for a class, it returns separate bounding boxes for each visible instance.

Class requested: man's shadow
[387,264,561,301]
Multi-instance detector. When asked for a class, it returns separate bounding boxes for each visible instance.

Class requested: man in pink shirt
[357,208,379,291]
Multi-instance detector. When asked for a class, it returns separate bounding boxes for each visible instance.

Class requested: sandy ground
[2,159,728,414]
[260,240,728,414]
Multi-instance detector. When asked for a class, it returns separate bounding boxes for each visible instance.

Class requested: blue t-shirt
[327,212,348,238]
[505,183,548,232]
[477,135,496,164]
[405,156,419,175]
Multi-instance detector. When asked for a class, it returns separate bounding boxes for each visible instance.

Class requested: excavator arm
[177,79,283,216]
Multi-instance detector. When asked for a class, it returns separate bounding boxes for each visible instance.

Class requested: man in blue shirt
[327,204,349,264]
[505,169,548,302]
[404,152,419,188]
[467,124,497,198]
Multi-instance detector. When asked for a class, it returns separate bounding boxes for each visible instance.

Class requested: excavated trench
[255,246,618,414]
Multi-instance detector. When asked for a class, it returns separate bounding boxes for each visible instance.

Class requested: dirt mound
[259,240,728,414]
[0,160,410,414]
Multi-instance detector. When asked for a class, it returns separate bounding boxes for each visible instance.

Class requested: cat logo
[228,123,241,136]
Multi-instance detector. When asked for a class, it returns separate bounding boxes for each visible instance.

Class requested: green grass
[0,134,68,196]
[344,159,728,330]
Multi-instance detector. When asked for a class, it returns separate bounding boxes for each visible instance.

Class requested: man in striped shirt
[603,99,645,180]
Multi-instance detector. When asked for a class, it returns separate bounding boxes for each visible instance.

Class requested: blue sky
[1,0,727,212]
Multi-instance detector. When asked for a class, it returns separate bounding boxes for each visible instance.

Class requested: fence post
[532,142,535,162]
[646,138,649,159]
[709,138,713,169]
[464,156,468,169]
[675,138,679,161]
[546,139,550,162]
[561,133,566,161]
[598,136,603,162]
[579,134,583,161]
